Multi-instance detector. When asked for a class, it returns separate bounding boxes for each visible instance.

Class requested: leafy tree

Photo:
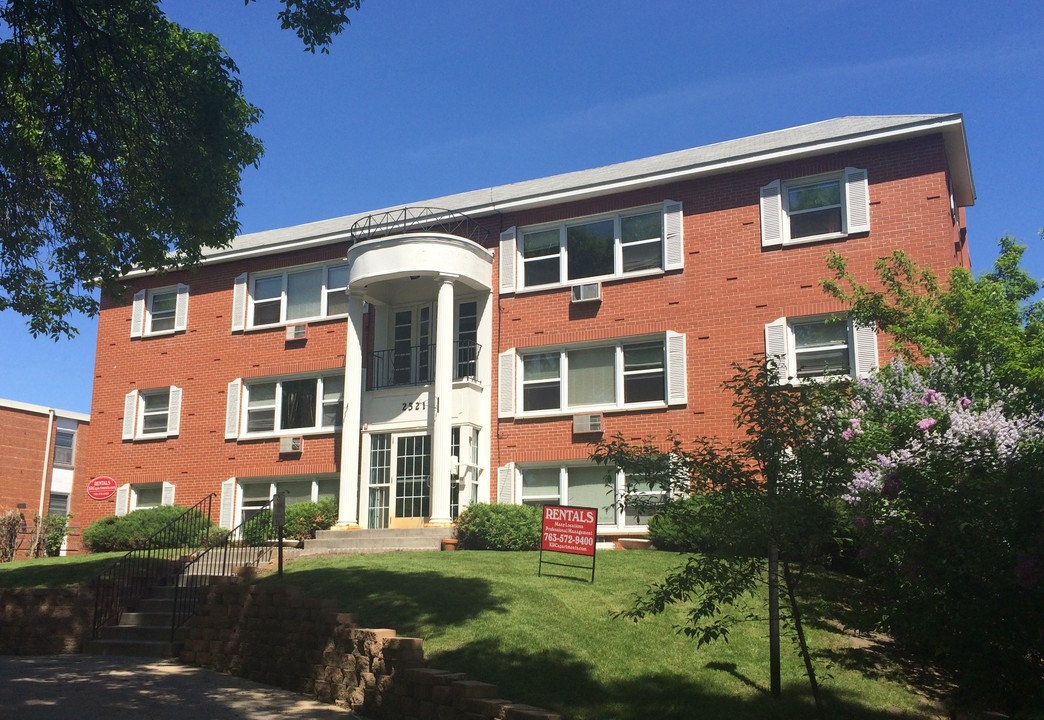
[0,0,361,338]
[593,358,850,717]
[822,235,1044,401]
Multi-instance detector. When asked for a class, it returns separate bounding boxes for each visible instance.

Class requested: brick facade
[78,115,974,538]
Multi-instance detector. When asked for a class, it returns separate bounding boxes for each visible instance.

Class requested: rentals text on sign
[540,505,597,557]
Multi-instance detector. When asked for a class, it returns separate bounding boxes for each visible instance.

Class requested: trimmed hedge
[454,503,541,551]
[242,498,338,544]
[647,495,714,553]
[82,505,214,552]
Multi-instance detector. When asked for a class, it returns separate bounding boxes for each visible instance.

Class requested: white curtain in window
[567,347,615,406]
[567,466,616,524]
[286,268,323,320]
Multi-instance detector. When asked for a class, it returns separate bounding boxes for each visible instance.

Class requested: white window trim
[505,332,686,419]
[241,260,350,330]
[226,371,345,440]
[515,463,666,533]
[765,314,878,384]
[760,167,869,248]
[508,201,683,293]
[122,387,182,441]
[235,475,339,528]
[131,284,189,338]
[117,481,176,514]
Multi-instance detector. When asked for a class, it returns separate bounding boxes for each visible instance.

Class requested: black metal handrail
[168,499,278,639]
[368,340,481,390]
[90,494,216,638]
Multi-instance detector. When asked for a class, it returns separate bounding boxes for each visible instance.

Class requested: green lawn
[260,550,946,720]
[0,552,124,588]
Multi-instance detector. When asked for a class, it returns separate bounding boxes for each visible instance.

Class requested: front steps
[86,576,227,658]
[302,527,449,555]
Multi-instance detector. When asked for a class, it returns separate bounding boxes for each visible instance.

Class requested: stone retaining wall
[181,580,560,720]
[0,586,93,654]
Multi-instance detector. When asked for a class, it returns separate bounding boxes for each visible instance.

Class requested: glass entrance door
[395,434,431,519]
[368,434,392,528]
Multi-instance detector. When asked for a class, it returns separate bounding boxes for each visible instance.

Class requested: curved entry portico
[337,227,494,529]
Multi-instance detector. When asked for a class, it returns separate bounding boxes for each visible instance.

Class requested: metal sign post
[272,493,286,577]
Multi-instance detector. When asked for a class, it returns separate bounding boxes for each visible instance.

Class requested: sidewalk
[0,655,362,720]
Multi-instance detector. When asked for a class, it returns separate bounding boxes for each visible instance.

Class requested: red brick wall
[0,406,52,515]
[80,132,969,528]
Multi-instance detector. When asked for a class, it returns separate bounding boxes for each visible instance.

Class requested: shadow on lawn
[262,567,503,632]
[431,639,940,720]
[0,555,119,588]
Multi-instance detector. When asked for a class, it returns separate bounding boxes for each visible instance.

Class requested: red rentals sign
[86,476,118,501]
[540,505,597,557]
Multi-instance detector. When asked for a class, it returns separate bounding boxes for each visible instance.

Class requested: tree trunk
[783,560,825,720]
[768,540,781,698]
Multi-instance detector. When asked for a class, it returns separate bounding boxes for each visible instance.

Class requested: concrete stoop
[302,527,450,555]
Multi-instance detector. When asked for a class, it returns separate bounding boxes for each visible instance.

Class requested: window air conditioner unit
[285,324,308,341]
[570,282,601,303]
[572,413,604,434]
[279,436,304,453]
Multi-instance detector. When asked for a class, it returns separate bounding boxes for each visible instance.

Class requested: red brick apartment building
[1,399,90,553]
[76,114,973,542]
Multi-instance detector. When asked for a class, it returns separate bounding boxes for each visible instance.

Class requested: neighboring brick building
[79,114,974,542]
[1,399,90,553]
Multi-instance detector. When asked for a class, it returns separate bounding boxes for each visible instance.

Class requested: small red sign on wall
[86,476,118,501]
[540,505,597,557]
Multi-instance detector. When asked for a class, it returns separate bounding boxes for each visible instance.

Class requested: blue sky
[1,0,1042,414]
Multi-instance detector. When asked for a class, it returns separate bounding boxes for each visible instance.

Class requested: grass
[260,550,946,720]
[0,549,947,719]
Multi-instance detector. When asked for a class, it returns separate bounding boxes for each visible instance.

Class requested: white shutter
[663,200,684,271]
[844,167,870,234]
[122,390,138,440]
[764,317,789,384]
[166,386,182,436]
[174,283,189,332]
[161,482,176,507]
[130,290,146,338]
[852,322,879,378]
[497,464,515,504]
[665,331,687,406]
[225,379,242,439]
[499,227,517,294]
[760,180,784,248]
[115,484,130,517]
[497,349,516,418]
[219,478,236,529]
[231,272,248,332]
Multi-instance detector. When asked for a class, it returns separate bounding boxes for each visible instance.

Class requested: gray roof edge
[0,397,90,422]
[133,114,970,274]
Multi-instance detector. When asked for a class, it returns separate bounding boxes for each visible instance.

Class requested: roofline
[125,114,974,277]
[0,398,90,422]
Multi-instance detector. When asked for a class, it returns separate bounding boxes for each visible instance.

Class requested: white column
[428,275,457,525]
[337,290,366,527]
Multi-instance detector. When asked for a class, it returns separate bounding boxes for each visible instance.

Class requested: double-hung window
[227,372,345,438]
[498,332,686,417]
[765,314,878,383]
[499,200,683,293]
[130,284,189,337]
[122,387,182,440]
[760,168,869,247]
[232,262,349,330]
[53,429,75,467]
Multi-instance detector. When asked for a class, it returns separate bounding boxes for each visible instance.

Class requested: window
[130,284,189,337]
[236,262,349,329]
[48,493,69,516]
[760,167,869,248]
[498,200,683,293]
[122,387,182,440]
[765,315,878,383]
[53,429,75,467]
[517,464,667,531]
[238,476,338,525]
[498,332,686,417]
[115,481,175,516]
[229,372,344,437]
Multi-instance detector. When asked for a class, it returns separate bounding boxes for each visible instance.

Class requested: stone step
[117,611,178,627]
[98,624,189,643]
[303,528,452,555]
[85,638,184,658]
[312,527,448,541]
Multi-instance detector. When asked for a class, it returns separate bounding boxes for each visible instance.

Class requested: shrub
[241,498,338,544]
[0,510,22,562]
[455,503,541,551]
[647,495,714,552]
[82,505,214,552]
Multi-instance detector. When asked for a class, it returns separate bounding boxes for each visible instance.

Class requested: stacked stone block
[180,580,560,719]
[0,586,94,654]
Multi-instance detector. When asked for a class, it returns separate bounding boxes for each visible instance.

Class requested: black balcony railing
[369,340,481,390]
